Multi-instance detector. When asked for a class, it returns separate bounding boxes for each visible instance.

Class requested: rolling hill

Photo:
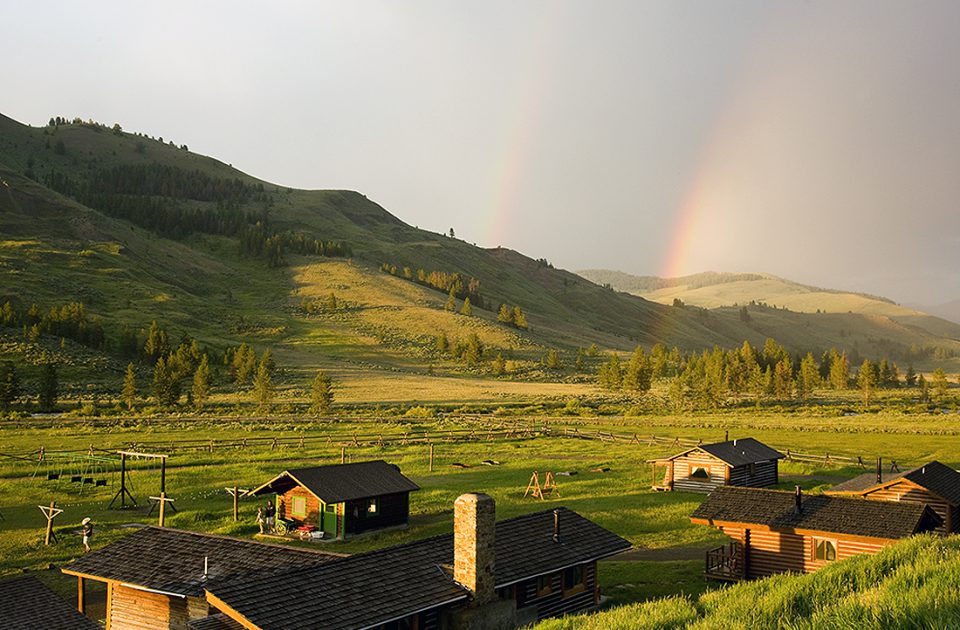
[2,112,959,405]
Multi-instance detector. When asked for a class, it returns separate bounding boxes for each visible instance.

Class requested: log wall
[672,452,728,492]
[862,481,955,533]
[107,583,208,630]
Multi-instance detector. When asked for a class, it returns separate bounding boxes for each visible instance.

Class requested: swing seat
[47,473,60,480]
[71,476,82,483]
[95,479,107,487]
[84,477,94,484]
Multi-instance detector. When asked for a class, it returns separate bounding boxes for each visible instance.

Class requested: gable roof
[826,470,908,494]
[205,507,631,630]
[839,461,960,506]
[62,526,342,597]
[691,486,942,540]
[249,460,420,503]
[652,438,784,467]
[0,575,100,630]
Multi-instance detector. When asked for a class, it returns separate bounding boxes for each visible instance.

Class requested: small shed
[249,460,420,539]
[648,437,784,492]
[827,460,960,534]
[690,486,942,581]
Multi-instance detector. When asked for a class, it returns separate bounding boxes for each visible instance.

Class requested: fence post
[429,443,434,472]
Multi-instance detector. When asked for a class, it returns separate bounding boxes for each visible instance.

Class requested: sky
[3,1,960,306]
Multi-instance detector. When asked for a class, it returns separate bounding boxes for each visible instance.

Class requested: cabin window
[562,565,586,595]
[691,466,710,479]
[291,496,307,518]
[748,463,757,476]
[367,498,380,515]
[536,574,553,596]
[326,502,337,513]
[814,538,837,562]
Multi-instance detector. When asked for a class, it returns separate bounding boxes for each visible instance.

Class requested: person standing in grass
[255,506,265,535]
[264,501,276,534]
[81,517,93,552]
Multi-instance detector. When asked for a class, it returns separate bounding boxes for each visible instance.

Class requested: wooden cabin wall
[277,486,321,525]
[717,526,888,579]
[345,491,410,535]
[513,562,598,621]
[862,481,954,533]
[107,584,207,630]
[672,452,728,492]
[728,460,779,488]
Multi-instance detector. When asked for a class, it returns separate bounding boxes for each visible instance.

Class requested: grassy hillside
[581,269,960,369]
[3,111,960,407]
[535,534,960,629]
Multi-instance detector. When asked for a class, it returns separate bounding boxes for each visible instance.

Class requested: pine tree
[325,292,338,312]
[192,355,211,410]
[310,370,334,414]
[444,288,456,312]
[460,297,472,317]
[918,373,929,401]
[497,304,513,325]
[829,351,849,390]
[233,344,256,387]
[857,359,877,405]
[0,362,20,411]
[798,352,820,400]
[122,363,137,411]
[597,355,622,390]
[38,362,58,411]
[905,364,917,387]
[143,320,168,363]
[152,357,180,407]
[545,349,561,370]
[774,357,794,400]
[513,306,528,330]
[435,333,449,354]
[492,353,506,376]
[253,356,274,409]
[932,368,949,403]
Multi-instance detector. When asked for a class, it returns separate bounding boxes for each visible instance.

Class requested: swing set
[32,450,118,495]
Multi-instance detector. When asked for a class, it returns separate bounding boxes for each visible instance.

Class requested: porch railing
[705,541,744,581]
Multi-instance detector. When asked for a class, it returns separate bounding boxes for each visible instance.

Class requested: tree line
[1,300,105,350]
[381,263,485,309]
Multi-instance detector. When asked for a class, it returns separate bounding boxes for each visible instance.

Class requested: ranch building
[826,460,960,534]
[690,485,942,582]
[62,495,630,629]
[248,459,420,539]
[648,437,784,492]
[0,575,100,630]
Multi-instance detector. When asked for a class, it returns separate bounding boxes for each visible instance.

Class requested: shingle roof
[188,613,246,630]
[0,575,100,630]
[828,461,960,504]
[828,470,909,494]
[691,486,942,539]
[250,460,420,503]
[62,527,342,596]
[206,507,631,630]
[698,438,785,467]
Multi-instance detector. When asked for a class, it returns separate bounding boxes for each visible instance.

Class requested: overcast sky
[4,1,959,305]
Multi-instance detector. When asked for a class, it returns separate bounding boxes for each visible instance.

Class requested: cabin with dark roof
[648,437,784,492]
[62,527,342,630]
[62,496,630,630]
[827,460,960,533]
[203,494,631,630]
[249,459,420,539]
[0,575,100,630]
[690,486,942,581]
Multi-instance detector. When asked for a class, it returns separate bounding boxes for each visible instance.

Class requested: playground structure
[524,470,560,500]
[32,449,118,495]
[110,451,173,514]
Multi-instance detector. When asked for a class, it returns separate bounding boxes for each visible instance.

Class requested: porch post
[77,576,85,614]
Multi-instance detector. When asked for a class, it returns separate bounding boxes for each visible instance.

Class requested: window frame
[536,573,553,597]
[291,495,308,518]
[690,466,710,480]
[562,564,586,596]
[813,537,838,563]
[367,497,380,516]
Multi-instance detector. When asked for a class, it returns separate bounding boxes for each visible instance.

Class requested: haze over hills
[2,111,959,402]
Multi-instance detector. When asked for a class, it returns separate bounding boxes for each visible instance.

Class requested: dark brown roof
[0,576,100,630]
[250,460,420,503]
[828,470,909,494]
[691,486,942,539]
[828,461,960,504]
[62,527,341,596]
[206,507,631,630]
[698,438,785,466]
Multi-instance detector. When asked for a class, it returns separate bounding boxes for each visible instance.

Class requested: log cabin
[202,494,631,629]
[248,459,420,539]
[0,575,100,630]
[61,527,343,630]
[690,486,942,581]
[649,437,784,492]
[62,496,630,629]
[826,460,960,534]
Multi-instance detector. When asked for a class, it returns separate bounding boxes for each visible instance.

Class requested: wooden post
[77,576,85,614]
[233,485,239,521]
[341,446,345,464]
[158,492,166,527]
[39,501,63,545]
[429,443,434,472]
[160,457,166,494]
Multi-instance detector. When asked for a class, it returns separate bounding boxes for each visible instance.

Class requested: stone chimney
[454,493,496,605]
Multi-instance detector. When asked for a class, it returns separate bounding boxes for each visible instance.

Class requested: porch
[705,541,744,581]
